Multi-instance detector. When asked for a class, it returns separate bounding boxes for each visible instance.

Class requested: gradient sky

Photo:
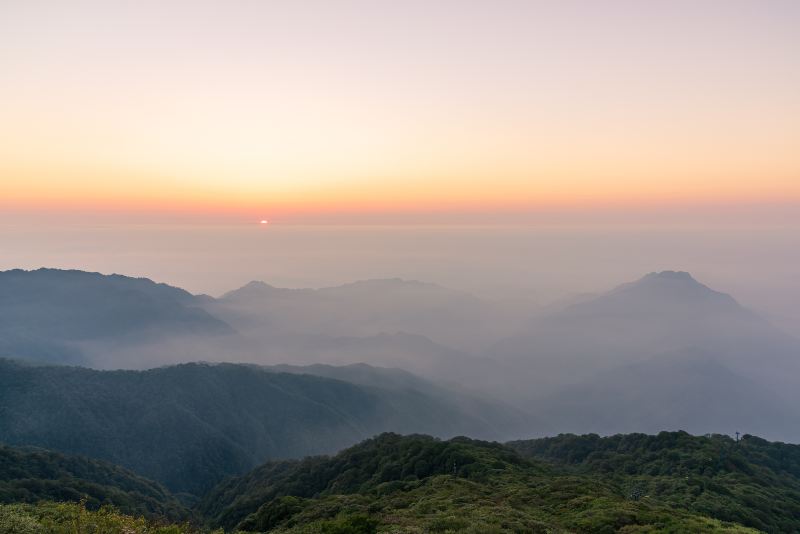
[1,0,799,221]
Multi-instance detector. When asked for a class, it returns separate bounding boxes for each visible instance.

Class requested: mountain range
[1,266,799,531]
[211,278,504,351]
[1,267,798,443]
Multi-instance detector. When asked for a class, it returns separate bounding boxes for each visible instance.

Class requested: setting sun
[2,3,800,531]
[1,1,798,222]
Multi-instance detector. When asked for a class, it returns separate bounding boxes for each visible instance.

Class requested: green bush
[317,514,378,534]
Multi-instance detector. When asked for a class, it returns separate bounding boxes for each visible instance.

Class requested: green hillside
[4,432,795,533]
[508,431,800,533]
[0,359,527,496]
[198,433,759,533]
[0,501,202,534]
[0,360,386,496]
[0,444,186,521]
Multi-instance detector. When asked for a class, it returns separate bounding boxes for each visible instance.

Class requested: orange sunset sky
[1,0,798,222]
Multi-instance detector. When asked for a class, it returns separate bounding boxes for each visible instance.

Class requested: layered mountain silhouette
[496,270,771,365]
[239,332,501,390]
[264,361,533,435]
[1,267,797,446]
[209,277,513,351]
[0,268,234,366]
[534,348,800,440]
[492,271,800,399]
[0,359,530,495]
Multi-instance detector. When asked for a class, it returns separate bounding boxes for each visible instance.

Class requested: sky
[1,0,799,222]
[1,1,799,330]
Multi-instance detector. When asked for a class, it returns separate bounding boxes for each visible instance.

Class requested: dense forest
[0,502,203,534]
[192,432,800,532]
[0,359,524,496]
[508,432,800,533]
[197,433,531,530]
[3,431,800,532]
[2,433,764,534]
[0,445,186,520]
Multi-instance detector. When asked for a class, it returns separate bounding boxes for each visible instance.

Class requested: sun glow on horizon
[1,1,798,220]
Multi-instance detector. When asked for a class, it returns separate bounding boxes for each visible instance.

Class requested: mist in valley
[3,1,800,530]
[2,218,799,446]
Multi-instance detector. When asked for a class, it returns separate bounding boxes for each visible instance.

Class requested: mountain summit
[636,270,706,290]
[643,270,697,281]
[491,270,798,416]
[578,270,744,315]
[211,277,491,350]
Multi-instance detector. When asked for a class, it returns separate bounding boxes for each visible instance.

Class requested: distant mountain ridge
[533,348,800,439]
[0,268,235,366]
[210,276,507,351]
[221,277,458,300]
[562,271,755,321]
[2,266,798,445]
[492,271,798,387]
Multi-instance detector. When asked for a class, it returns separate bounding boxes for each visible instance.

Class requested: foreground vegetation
[509,432,800,533]
[197,433,760,533]
[0,444,186,520]
[4,432,800,533]
[0,501,203,534]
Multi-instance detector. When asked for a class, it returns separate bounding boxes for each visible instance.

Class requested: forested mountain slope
[0,359,528,496]
[198,433,760,533]
[509,431,800,533]
[0,444,186,520]
[4,432,794,533]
